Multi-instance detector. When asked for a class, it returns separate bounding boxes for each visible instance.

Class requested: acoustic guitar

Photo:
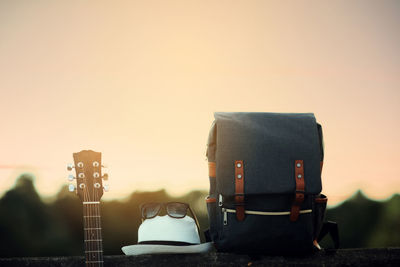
[67,150,109,267]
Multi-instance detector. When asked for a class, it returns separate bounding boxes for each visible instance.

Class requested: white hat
[121,215,213,255]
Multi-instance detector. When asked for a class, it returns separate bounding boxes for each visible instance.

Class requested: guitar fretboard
[83,202,103,267]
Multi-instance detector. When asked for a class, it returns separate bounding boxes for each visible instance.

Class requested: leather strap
[320,161,324,172]
[313,239,322,250]
[208,162,216,178]
[234,160,245,221]
[315,196,328,203]
[290,160,305,222]
[205,197,216,203]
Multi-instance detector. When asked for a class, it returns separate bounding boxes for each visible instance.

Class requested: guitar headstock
[67,150,109,202]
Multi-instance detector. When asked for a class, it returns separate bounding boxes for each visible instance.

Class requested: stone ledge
[0,248,399,266]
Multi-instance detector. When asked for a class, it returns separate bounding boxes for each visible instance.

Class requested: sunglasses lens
[166,203,187,218]
[142,203,161,219]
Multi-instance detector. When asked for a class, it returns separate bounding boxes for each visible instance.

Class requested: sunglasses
[140,202,200,232]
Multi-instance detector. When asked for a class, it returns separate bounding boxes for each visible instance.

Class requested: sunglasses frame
[139,202,201,232]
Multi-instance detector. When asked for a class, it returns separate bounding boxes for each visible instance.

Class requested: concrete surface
[0,248,399,266]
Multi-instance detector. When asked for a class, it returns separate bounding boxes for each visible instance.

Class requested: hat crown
[138,215,200,244]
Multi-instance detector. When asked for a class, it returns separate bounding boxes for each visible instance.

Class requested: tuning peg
[102,173,109,180]
[67,163,74,171]
[103,184,109,192]
[68,184,76,192]
[68,174,75,181]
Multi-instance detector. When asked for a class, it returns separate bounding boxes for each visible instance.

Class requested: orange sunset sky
[0,0,399,205]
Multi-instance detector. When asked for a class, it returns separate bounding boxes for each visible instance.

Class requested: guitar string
[82,166,90,266]
[94,161,103,266]
[92,158,101,266]
[91,159,96,266]
[93,158,102,266]
[99,161,104,265]
[90,164,97,267]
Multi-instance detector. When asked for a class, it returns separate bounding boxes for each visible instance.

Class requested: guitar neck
[83,202,103,267]
[70,150,108,267]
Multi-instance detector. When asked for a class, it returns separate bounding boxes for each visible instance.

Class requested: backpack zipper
[220,195,228,225]
[218,194,223,207]
[221,208,312,226]
[222,208,228,225]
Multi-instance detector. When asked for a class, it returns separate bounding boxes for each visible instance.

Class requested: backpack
[205,112,338,254]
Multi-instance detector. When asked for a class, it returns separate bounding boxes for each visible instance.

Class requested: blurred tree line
[0,174,399,257]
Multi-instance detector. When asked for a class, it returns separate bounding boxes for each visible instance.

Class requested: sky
[0,0,399,205]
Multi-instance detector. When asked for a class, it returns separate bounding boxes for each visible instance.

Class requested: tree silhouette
[0,174,399,257]
[0,174,50,256]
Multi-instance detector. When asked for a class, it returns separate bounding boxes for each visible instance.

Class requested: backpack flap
[213,112,322,197]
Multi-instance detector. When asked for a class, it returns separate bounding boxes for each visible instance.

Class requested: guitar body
[70,150,108,267]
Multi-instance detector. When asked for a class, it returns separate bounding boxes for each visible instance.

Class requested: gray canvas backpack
[205,112,338,254]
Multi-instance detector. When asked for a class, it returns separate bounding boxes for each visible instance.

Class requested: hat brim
[121,242,213,256]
